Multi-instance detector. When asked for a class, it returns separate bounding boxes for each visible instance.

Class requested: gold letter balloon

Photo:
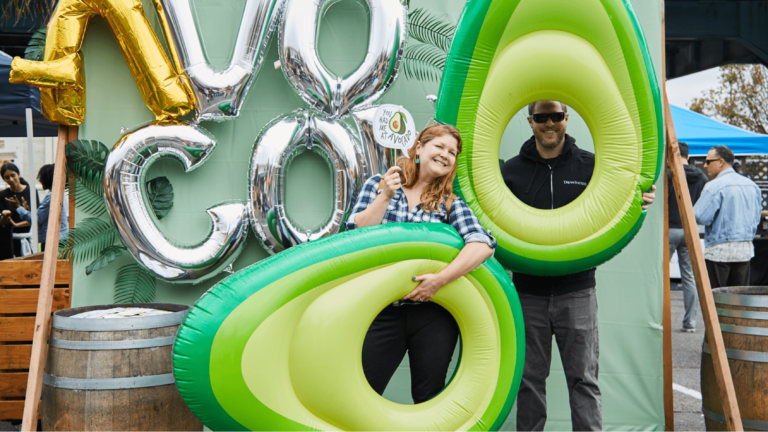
[9,0,194,125]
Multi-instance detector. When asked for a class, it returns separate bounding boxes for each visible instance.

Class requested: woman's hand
[6,196,20,209]
[0,211,11,224]
[380,166,402,199]
[402,273,446,302]
[402,243,494,302]
[353,170,402,228]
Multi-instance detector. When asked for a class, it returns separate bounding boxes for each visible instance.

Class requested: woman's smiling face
[2,170,20,189]
[416,134,458,180]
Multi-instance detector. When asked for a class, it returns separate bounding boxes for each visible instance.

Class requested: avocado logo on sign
[374,104,416,154]
[389,111,406,133]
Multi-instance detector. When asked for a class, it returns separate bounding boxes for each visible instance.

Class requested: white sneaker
[680,326,696,333]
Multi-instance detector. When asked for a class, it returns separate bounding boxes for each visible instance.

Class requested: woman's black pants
[362,302,459,404]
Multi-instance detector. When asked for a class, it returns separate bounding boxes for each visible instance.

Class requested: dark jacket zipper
[548,164,554,209]
[548,164,554,297]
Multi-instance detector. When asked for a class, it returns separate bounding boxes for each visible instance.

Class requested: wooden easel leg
[660,6,676,429]
[664,163,674,431]
[663,93,743,431]
[20,125,72,432]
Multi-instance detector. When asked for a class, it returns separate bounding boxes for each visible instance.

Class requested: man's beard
[535,132,563,149]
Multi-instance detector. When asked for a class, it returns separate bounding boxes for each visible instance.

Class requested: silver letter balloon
[104,123,249,283]
[248,0,407,253]
[156,0,282,121]
[278,0,407,118]
[249,110,365,254]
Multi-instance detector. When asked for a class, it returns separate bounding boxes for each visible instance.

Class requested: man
[694,145,762,288]
[668,141,708,332]
[501,100,655,431]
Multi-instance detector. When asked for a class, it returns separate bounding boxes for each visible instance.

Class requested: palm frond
[407,8,455,53]
[58,218,117,264]
[114,264,156,304]
[402,43,446,82]
[85,245,126,276]
[66,167,106,216]
[24,27,47,61]
[65,140,109,181]
[146,176,174,220]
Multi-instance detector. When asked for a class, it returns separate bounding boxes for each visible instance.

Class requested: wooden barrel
[41,303,202,431]
[702,287,768,431]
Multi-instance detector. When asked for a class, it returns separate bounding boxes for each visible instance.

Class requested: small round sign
[373,104,417,154]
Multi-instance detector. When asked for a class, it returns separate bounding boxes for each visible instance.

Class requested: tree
[690,64,768,134]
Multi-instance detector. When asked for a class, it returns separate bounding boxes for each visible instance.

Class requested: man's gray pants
[669,228,697,329]
[516,287,601,431]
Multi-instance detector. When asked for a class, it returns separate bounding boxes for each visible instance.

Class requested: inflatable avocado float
[436,0,662,277]
[173,224,524,431]
[389,111,407,134]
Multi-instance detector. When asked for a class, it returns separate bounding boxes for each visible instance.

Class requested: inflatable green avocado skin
[172,223,525,431]
[388,111,406,134]
[435,0,661,277]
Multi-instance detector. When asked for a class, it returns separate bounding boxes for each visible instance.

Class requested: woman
[6,164,68,252]
[345,123,496,404]
[0,163,39,256]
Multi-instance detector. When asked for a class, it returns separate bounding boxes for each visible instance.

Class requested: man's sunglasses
[531,112,566,124]
[703,158,721,165]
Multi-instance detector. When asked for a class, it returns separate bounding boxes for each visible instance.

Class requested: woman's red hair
[395,123,462,213]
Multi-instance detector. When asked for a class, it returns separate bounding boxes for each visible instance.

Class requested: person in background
[668,141,708,333]
[731,160,750,178]
[0,162,39,256]
[501,100,656,431]
[346,123,495,404]
[4,164,68,252]
[695,145,762,288]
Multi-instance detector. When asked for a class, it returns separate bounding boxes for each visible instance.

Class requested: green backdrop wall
[73,0,665,430]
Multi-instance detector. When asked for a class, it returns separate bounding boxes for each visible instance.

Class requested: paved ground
[670,285,706,431]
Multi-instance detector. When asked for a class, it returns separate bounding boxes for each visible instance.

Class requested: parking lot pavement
[670,288,705,431]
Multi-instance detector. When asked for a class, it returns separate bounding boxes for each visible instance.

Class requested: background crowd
[0,161,67,259]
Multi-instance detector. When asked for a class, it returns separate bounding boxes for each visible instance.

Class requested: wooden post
[21,125,72,432]
[663,163,674,431]
[664,93,743,431]
[660,4,674,429]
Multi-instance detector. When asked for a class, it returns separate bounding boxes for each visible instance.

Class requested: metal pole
[25,108,39,248]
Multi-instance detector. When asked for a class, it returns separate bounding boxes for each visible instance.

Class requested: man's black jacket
[668,165,708,229]
[501,134,596,296]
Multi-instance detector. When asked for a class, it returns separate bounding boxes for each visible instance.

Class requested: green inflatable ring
[173,223,525,431]
[436,0,662,276]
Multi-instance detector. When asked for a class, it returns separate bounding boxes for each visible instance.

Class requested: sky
[666,67,721,110]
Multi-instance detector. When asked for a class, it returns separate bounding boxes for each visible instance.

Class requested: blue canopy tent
[0,51,58,137]
[671,105,768,156]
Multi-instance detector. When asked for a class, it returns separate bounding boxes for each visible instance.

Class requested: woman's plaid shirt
[345,174,496,248]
